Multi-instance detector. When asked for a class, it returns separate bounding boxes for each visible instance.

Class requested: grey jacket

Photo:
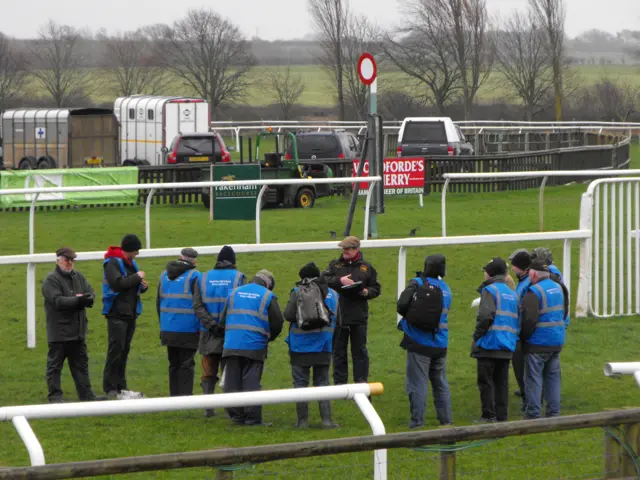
[42,266,95,343]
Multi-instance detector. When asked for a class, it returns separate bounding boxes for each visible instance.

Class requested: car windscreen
[295,135,340,156]
[402,121,447,143]
[178,137,219,155]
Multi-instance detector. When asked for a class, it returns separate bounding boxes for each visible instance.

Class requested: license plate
[189,156,209,162]
[86,157,103,165]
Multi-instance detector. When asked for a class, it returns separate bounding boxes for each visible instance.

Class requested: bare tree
[308,0,347,120]
[529,0,566,121]
[29,21,89,107]
[267,65,306,120]
[495,10,554,120]
[151,9,256,117]
[105,31,168,96]
[585,77,640,121]
[383,0,461,115]
[0,33,27,112]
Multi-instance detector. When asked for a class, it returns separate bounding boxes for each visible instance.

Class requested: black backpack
[405,276,444,333]
[296,278,331,331]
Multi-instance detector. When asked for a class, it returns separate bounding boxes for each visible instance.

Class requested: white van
[397,117,474,157]
[114,95,210,166]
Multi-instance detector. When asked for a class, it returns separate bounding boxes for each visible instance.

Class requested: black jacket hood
[166,260,196,280]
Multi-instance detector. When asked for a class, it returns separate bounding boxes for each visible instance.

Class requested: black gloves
[209,324,225,337]
[77,294,95,309]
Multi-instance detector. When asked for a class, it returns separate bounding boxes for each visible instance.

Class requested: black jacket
[283,277,343,366]
[219,276,285,362]
[471,275,514,360]
[322,253,381,325]
[156,260,200,350]
[42,266,95,343]
[104,257,147,320]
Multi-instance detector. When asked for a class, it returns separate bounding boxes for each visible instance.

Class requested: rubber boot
[319,401,339,428]
[201,379,216,417]
[295,402,309,428]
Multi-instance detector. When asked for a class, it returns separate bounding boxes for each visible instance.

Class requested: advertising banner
[352,157,424,195]
[212,164,261,220]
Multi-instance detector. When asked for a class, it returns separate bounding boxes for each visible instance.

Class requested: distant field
[22,64,640,109]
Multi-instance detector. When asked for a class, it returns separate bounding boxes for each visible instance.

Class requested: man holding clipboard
[322,236,381,387]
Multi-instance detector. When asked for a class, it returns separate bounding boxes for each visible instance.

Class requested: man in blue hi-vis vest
[218,270,284,426]
[157,248,202,397]
[471,257,519,423]
[102,234,148,400]
[193,245,246,417]
[396,254,454,429]
[508,248,532,409]
[531,247,570,328]
[284,262,342,429]
[520,259,567,420]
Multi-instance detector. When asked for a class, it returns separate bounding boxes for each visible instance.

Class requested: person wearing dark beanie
[192,245,246,416]
[283,261,341,428]
[101,234,148,400]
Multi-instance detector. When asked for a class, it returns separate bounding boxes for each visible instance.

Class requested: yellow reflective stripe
[226,324,270,338]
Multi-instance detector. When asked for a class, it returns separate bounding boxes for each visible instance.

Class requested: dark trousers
[103,316,136,394]
[46,339,95,402]
[167,346,197,396]
[477,357,510,422]
[512,341,525,399]
[333,324,369,384]
[223,356,264,425]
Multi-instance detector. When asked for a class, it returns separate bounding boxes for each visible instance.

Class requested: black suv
[286,131,361,160]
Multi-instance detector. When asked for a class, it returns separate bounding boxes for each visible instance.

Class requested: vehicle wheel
[201,193,211,209]
[122,159,137,167]
[37,155,57,169]
[19,156,37,170]
[295,188,315,208]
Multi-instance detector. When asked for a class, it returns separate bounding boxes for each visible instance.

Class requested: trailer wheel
[295,188,315,208]
[19,156,37,170]
[37,155,57,169]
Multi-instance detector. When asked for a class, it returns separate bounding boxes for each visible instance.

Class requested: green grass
[0,144,638,479]
[23,64,640,109]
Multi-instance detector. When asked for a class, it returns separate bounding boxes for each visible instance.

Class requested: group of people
[41,234,381,428]
[41,231,567,428]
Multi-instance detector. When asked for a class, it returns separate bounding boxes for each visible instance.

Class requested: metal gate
[577,177,640,317]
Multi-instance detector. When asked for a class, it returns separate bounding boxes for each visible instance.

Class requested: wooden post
[604,424,624,479]
[438,446,456,480]
[621,423,640,478]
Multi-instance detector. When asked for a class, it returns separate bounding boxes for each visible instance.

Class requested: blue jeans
[524,352,561,419]
[405,351,453,427]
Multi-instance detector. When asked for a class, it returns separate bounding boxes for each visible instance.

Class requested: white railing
[0,383,387,479]
[0,230,590,349]
[604,362,640,387]
[575,177,640,318]
[439,169,640,237]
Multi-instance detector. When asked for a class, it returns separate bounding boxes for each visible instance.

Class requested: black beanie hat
[121,234,142,253]
[424,254,446,278]
[483,257,508,277]
[299,262,321,279]
[217,245,236,265]
[510,251,532,271]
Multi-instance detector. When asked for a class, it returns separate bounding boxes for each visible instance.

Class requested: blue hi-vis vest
[101,257,143,316]
[476,282,520,352]
[159,269,201,333]
[223,283,274,351]
[548,264,570,328]
[526,278,566,348]
[200,269,245,332]
[397,277,451,350]
[516,277,532,303]
[286,287,338,354]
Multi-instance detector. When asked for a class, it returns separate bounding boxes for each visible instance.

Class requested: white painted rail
[0,383,387,478]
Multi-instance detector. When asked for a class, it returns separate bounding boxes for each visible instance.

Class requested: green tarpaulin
[0,167,139,208]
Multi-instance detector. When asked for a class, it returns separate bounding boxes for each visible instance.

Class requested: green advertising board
[213,164,261,220]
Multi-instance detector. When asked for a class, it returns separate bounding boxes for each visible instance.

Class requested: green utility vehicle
[256,130,334,209]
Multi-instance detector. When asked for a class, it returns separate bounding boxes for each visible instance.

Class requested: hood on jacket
[166,260,195,280]
[215,260,235,270]
[295,275,329,298]
[424,254,446,278]
[104,246,133,266]
[476,274,506,294]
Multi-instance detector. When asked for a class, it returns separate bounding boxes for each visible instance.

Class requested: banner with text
[352,157,424,195]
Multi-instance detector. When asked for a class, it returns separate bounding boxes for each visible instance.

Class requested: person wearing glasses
[42,247,103,403]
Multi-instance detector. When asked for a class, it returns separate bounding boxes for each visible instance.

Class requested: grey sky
[1,0,638,40]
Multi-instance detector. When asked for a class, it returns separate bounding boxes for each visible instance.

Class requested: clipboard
[341,281,364,292]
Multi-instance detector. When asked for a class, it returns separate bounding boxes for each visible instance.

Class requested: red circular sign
[357,53,377,85]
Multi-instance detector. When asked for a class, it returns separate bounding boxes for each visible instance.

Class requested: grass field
[0,144,638,479]
[23,64,640,109]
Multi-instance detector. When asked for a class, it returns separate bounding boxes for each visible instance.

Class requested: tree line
[0,0,639,121]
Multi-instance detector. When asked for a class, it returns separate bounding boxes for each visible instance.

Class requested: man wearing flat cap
[42,247,101,402]
[322,236,381,386]
[157,248,202,396]
[102,233,148,399]
[520,259,567,420]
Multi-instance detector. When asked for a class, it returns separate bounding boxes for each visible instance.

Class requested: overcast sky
[1,0,638,40]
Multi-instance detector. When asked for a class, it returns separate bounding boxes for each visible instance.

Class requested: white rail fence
[575,177,640,318]
[0,383,387,478]
[439,170,640,237]
[0,230,589,349]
